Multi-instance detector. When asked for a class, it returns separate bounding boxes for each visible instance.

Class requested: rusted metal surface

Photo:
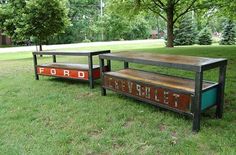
[37,67,90,80]
[99,52,227,132]
[37,65,108,80]
[33,50,111,89]
[39,63,100,70]
[103,74,192,112]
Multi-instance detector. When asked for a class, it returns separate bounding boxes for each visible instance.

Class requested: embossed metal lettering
[164,91,169,104]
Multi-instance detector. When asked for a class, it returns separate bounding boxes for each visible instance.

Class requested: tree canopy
[174,13,197,46]
[0,0,70,48]
[0,0,235,47]
[220,20,235,45]
[109,0,200,47]
[108,0,236,47]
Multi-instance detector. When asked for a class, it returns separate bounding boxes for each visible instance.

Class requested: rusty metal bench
[33,50,110,89]
[99,52,227,132]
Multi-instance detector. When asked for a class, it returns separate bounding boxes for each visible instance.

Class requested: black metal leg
[124,61,129,69]
[216,65,226,118]
[53,55,56,63]
[107,60,111,71]
[88,55,94,89]
[192,71,203,132]
[100,58,106,96]
[33,54,39,80]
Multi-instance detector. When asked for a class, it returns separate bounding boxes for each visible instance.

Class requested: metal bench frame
[33,50,110,89]
[99,52,227,132]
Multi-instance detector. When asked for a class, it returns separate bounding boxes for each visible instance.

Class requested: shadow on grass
[46,77,100,87]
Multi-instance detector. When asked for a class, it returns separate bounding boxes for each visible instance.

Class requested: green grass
[0,45,16,48]
[0,41,164,61]
[0,44,236,154]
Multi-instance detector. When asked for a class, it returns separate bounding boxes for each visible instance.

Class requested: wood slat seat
[39,63,100,70]
[104,69,215,93]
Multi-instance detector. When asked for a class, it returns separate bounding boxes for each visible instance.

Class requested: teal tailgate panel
[201,87,218,110]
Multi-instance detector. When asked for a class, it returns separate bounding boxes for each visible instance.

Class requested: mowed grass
[0,44,236,154]
[0,40,164,61]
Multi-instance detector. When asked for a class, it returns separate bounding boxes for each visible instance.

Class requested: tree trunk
[39,44,42,51]
[39,43,43,57]
[166,5,174,47]
[157,16,160,39]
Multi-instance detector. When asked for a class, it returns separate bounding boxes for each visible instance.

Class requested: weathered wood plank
[105,69,214,93]
[100,52,227,71]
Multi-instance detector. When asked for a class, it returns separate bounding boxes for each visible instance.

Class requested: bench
[99,52,227,132]
[33,50,110,89]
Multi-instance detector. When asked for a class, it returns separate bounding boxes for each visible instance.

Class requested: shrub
[198,27,212,45]
[220,20,235,45]
[82,39,91,43]
[174,14,197,46]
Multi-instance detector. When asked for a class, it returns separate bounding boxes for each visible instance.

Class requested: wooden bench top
[104,69,215,93]
[33,50,110,56]
[100,52,227,71]
[38,63,100,70]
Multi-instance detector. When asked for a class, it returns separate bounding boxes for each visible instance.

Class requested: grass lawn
[0,44,236,154]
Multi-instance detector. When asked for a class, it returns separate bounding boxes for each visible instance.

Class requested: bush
[174,14,197,46]
[82,39,91,43]
[220,20,235,45]
[198,27,212,45]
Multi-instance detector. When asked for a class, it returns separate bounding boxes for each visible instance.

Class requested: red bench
[33,50,110,88]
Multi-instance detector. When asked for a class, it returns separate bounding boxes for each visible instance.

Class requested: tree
[214,0,236,20]
[128,15,151,40]
[22,0,70,50]
[95,12,151,41]
[0,0,70,50]
[48,0,152,43]
[109,0,199,47]
[0,1,27,42]
[174,13,197,45]
[48,0,101,44]
[198,27,212,45]
[220,20,235,45]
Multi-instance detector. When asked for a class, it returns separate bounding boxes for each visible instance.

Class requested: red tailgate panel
[37,67,89,80]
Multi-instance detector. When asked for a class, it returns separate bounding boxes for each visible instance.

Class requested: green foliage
[107,0,141,18]
[0,0,70,44]
[108,0,203,47]
[99,13,151,41]
[129,15,151,39]
[194,10,225,35]
[53,0,148,42]
[48,0,101,44]
[82,38,91,43]
[0,0,27,41]
[198,27,212,45]
[101,2,153,41]
[108,0,236,47]
[102,14,130,41]
[149,16,166,38]
[215,0,236,20]
[49,0,152,44]
[174,14,197,46]
[23,0,70,43]
[220,20,235,45]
